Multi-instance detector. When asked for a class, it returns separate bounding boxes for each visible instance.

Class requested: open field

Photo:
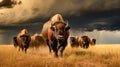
[0,44,120,67]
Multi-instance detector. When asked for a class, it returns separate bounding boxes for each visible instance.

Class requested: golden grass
[0,44,120,67]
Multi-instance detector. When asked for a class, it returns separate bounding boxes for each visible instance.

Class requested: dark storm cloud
[0,0,120,24]
[65,9,120,31]
[1,0,120,44]
[0,22,43,44]
[0,0,120,31]
[0,0,21,8]
[0,22,43,33]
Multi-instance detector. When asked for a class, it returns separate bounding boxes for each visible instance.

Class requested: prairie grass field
[0,44,120,67]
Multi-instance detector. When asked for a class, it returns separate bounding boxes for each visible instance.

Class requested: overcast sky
[0,0,120,44]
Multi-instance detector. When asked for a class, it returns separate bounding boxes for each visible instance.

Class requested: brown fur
[13,29,31,53]
[70,37,80,48]
[90,38,96,46]
[41,14,70,57]
[70,36,96,49]
[30,33,45,49]
[50,14,64,25]
[48,22,70,57]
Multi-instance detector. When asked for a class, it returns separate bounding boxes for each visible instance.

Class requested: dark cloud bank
[0,0,120,44]
[0,0,21,8]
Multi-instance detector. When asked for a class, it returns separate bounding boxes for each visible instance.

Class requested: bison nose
[59,31,64,35]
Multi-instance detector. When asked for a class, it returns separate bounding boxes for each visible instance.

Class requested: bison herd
[13,14,96,57]
[70,36,96,48]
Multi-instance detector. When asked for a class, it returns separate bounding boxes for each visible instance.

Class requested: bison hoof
[49,50,52,53]
[54,53,58,58]
[55,55,58,58]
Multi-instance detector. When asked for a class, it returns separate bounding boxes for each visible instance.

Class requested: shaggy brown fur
[41,14,70,57]
[30,33,45,49]
[13,29,31,53]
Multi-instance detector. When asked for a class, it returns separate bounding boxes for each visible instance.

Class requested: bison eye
[61,28,64,31]
[50,26,55,31]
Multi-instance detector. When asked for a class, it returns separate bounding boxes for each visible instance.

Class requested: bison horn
[51,23,54,26]
[66,21,69,27]
[65,21,70,31]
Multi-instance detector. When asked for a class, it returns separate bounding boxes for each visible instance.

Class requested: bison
[81,36,90,48]
[70,37,80,48]
[13,29,31,53]
[89,38,96,46]
[41,14,70,57]
[70,36,96,49]
[30,33,45,49]
[70,36,84,48]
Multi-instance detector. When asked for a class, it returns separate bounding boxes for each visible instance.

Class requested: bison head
[70,37,79,47]
[70,37,75,45]
[19,35,31,47]
[91,38,96,45]
[50,22,70,40]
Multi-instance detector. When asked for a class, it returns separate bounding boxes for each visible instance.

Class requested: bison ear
[65,26,70,31]
[50,26,55,31]
[13,37,17,40]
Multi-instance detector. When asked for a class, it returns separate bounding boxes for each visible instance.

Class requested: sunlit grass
[0,44,120,67]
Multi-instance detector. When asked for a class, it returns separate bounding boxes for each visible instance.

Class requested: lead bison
[13,29,31,53]
[41,14,70,57]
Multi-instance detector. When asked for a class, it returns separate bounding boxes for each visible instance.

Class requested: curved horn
[66,21,69,27]
[51,22,54,26]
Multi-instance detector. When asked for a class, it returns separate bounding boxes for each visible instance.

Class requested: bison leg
[46,39,52,53]
[55,49,58,57]
[51,40,58,57]
[18,47,21,51]
[83,44,86,48]
[25,48,27,54]
[21,46,24,51]
[83,42,89,49]
[24,44,29,54]
[60,45,66,57]
[59,41,67,57]
[85,43,89,48]
[51,45,58,57]
[18,45,23,52]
